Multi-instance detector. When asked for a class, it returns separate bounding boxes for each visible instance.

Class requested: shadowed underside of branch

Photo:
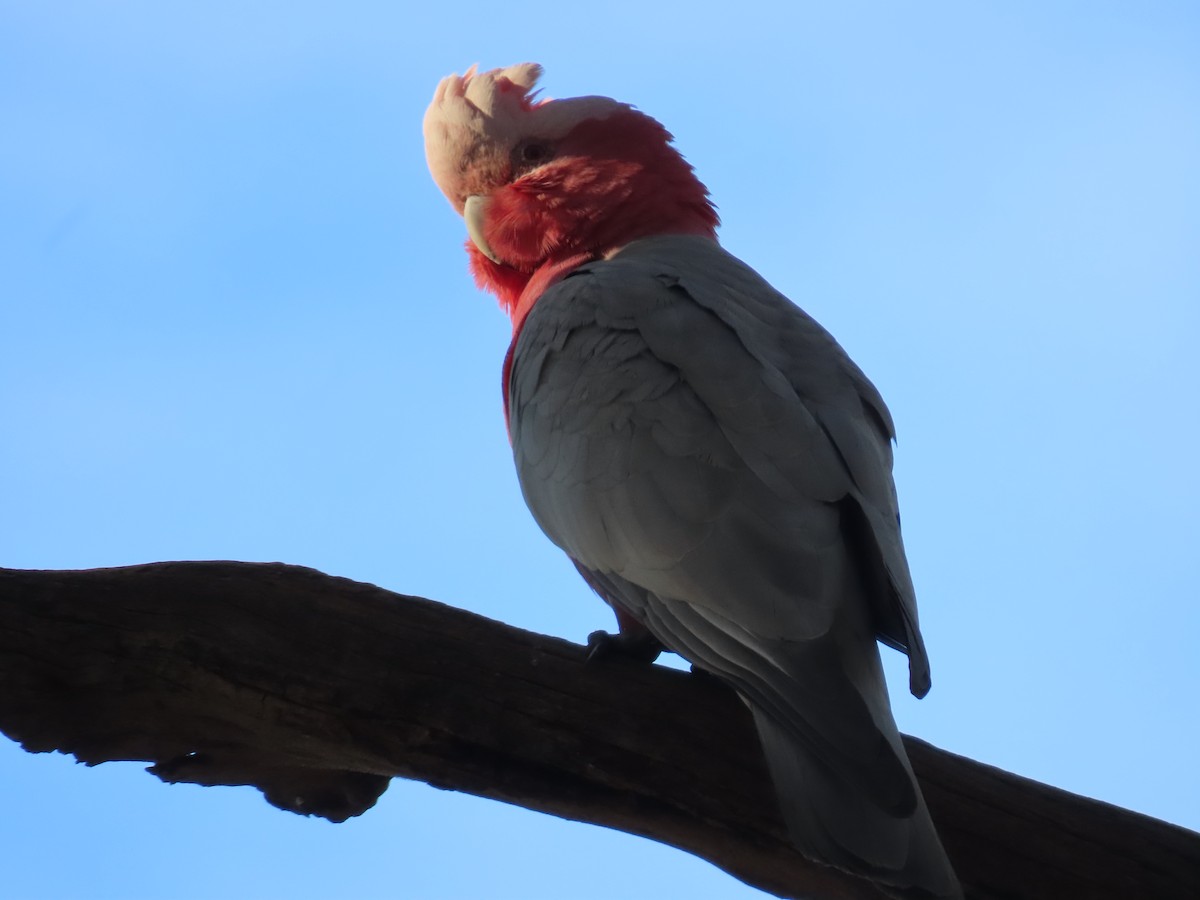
[0,562,1197,899]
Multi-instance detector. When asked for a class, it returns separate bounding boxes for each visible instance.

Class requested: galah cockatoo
[424,64,961,899]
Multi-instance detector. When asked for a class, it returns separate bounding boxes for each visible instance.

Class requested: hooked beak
[464,195,501,264]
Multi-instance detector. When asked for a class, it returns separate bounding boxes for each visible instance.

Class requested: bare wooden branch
[1,562,1197,899]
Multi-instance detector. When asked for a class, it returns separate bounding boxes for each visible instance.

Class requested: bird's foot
[586,629,662,664]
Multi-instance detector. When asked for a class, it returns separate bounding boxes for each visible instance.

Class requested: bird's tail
[749,702,961,899]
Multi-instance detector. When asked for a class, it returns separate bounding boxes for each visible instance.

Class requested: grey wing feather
[508,234,957,897]
[655,244,931,696]
[513,236,928,689]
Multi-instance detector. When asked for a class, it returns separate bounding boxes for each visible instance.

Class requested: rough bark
[0,562,1197,899]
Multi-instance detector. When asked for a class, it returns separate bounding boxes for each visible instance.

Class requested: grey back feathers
[507,235,960,898]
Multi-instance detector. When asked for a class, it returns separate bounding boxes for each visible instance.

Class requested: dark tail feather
[749,705,962,900]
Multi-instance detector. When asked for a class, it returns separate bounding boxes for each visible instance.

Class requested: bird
[423,63,962,899]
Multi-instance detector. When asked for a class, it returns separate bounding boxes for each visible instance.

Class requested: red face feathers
[423,63,719,325]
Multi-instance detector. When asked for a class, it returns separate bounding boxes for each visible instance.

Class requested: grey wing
[510,249,853,639]
[507,236,956,894]
[511,235,929,694]
[510,239,908,785]
[657,239,930,696]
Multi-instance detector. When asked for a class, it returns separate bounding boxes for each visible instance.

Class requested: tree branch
[1,562,1196,899]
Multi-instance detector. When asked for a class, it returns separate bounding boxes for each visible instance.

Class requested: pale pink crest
[423,63,627,212]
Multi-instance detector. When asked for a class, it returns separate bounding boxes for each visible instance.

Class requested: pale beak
[464,194,501,264]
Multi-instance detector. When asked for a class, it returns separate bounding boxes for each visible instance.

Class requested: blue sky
[2,3,1198,898]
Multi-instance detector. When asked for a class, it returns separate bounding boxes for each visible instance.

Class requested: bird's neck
[471,109,719,327]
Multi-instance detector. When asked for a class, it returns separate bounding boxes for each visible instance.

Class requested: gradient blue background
[2,3,1197,897]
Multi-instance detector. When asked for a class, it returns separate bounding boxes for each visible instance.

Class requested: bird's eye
[518,142,553,165]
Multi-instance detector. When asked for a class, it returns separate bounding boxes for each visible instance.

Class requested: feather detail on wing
[510,235,927,687]
[507,234,957,897]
